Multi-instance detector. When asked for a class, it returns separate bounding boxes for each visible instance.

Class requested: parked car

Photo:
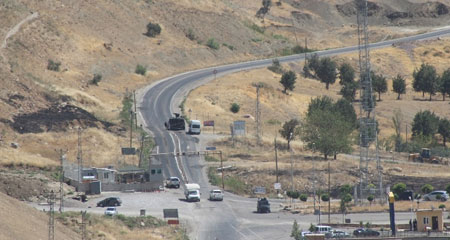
[353,228,380,237]
[165,177,180,188]
[104,207,118,216]
[423,191,449,201]
[331,230,350,238]
[209,189,224,201]
[97,197,122,207]
[256,198,270,213]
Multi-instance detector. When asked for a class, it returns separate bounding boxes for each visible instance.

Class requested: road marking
[168,132,187,183]
[229,224,251,240]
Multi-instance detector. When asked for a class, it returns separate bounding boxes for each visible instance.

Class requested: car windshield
[106,207,115,211]
[192,124,200,128]
[189,191,198,195]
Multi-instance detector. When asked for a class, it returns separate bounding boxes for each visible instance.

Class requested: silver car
[104,207,118,216]
[423,191,449,201]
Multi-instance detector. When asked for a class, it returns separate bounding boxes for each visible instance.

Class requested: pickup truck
[209,189,224,201]
[184,183,200,202]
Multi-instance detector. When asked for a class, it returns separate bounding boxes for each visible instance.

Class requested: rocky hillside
[1,0,450,192]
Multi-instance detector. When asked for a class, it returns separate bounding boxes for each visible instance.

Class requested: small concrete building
[416,209,443,232]
[82,167,116,184]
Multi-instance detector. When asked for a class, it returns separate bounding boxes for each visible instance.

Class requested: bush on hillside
[145,22,161,37]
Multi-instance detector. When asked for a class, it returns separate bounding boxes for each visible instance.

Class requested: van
[188,120,201,135]
[184,183,200,202]
[314,225,332,235]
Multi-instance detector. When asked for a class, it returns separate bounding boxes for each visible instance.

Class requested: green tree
[445,184,450,194]
[334,98,357,129]
[339,63,358,102]
[291,220,301,240]
[145,22,161,37]
[307,96,334,117]
[206,38,220,50]
[307,53,320,75]
[340,80,358,102]
[439,68,450,101]
[340,184,352,196]
[230,103,240,113]
[367,195,374,205]
[372,71,388,101]
[135,64,147,76]
[339,62,355,85]
[91,73,102,85]
[413,63,439,100]
[412,110,440,138]
[392,74,406,100]
[421,184,434,194]
[299,194,308,202]
[392,109,403,152]
[280,71,297,94]
[438,118,450,146]
[392,183,406,197]
[317,57,337,90]
[301,106,353,159]
[321,193,330,202]
[279,119,300,150]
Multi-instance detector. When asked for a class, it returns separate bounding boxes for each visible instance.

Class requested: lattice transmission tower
[356,0,383,202]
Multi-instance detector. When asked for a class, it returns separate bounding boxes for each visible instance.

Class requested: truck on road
[165,113,185,131]
[184,183,201,202]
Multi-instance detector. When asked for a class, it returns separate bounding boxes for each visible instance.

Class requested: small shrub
[135,64,147,76]
[206,38,220,50]
[321,193,330,202]
[186,28,196,41]
[222,43,234,50]
[439,204,446,209]
[392,182,406,196]
[299,194,308,202]
[445,184,450,194]
[91,74,102,85]
[204,156,219,162]
[47,59,61,72]
[272,34,287,40]
[280,47,293,56]
[309,223,316,232]
[367,194,374,203]
[249,23,265,34]
[145,22,161,37]
[230,103,240,113]
[268,58,284,74]
[251,38,262,42]
[421,184,434,194]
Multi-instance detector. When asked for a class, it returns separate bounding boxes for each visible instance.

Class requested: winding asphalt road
[137,27,450,240]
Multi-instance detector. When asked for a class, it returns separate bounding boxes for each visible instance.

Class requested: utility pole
[290,16,298,46]
[274,137,279,194]
[81,210,87,240]
[328,160,331,224]
[47,191,55,240]
[220,151,224,190]
[58,149,66,213]
[312,143,316,213]
[130,110,133,148]
[77,127,83,184]
[290,133,294,193]
[133,90,138,129]
[139,133,145,168]
[255,84,261,144]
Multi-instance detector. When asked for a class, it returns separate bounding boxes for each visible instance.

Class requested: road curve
[137,27,450,240]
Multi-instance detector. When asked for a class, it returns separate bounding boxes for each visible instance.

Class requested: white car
[209,189,224,201]
[104,207,118,216]
[423,191,449,201]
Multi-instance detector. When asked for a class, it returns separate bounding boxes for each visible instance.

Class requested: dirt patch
[2,104,120,134]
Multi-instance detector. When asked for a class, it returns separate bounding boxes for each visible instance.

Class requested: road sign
[121,147,136,155]
[206,146,216,151]
[203,120,214,126]
[163,209,178,218]
[233,120,246,136]
[274,183,281,190]
[253,186,266,194]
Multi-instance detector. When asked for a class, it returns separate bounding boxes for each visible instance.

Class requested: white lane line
[244,227,264,240]
[156,146,159,154]
[168,132,187,183]
[229,224,251,240]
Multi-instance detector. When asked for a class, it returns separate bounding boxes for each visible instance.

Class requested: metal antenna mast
[356,0,382,202]
[47,190,55,240]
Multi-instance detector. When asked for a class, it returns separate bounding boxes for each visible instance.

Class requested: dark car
[353,228,380,237]
[257,198,270,213]
[398,190,414,201]
[97,197,122,207]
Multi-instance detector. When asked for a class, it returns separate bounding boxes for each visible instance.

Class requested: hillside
[1,0,450,236]
[0,191,79,240]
